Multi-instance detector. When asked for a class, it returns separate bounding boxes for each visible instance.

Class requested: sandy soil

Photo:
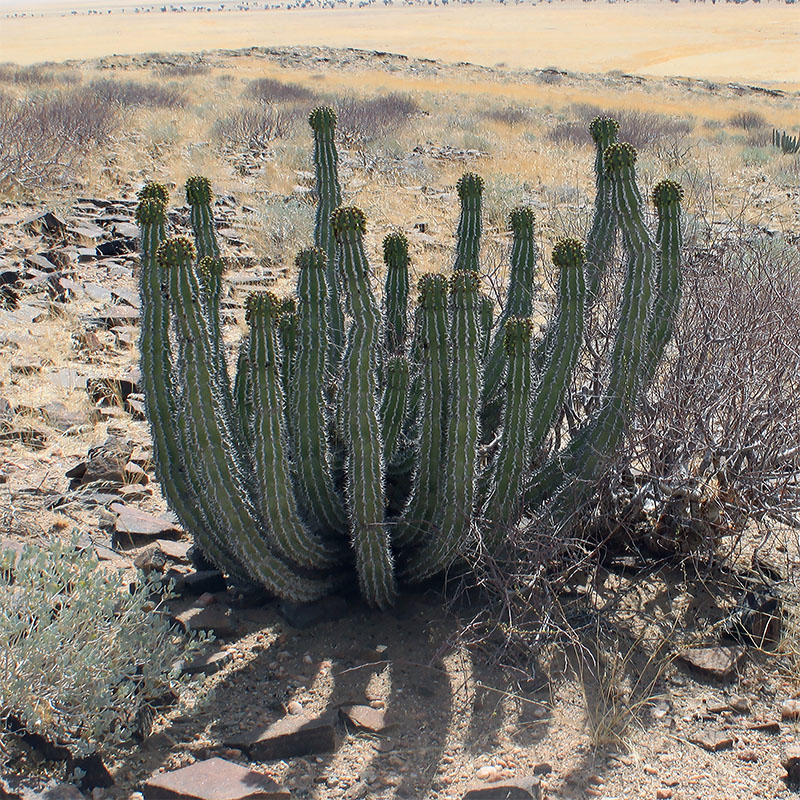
[1,1,799,87]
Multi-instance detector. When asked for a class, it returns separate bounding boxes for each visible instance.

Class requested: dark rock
[180,569,227,595]
[68,222,104,246]
[225,712,338,761]
[183,648,232,675]
[66,752,115,790]
[276,595,349,628]
[461,777,541,799]
[142,757,290,800]
[67,436,134,486]
[0,422,48,450]
[22,211,67,237]
[678,646,746,681]
[175,604,238,637]
[110,285,140,307]
[532,763,552,776]
[111,502,180,540]
[339,704,388,732]
[113,221,140,239]
[783,744,800,784]
[97,239,136,257]
[689,729,734,752]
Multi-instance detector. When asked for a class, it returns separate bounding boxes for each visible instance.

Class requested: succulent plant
[137,110,683,608]
[772,128,800,155]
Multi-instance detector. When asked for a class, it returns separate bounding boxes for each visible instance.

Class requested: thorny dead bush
[0,63,80,87]
[483,105,529,127]
[212,105,297,151]
[88,78,186,109]
[467,220,800,672]
[334,92,420,147]
[153,62,210,78]
[0,90,116,189]
[728,110,768,131]
[246,76,315,104]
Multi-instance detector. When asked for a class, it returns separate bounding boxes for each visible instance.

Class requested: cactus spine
[138,108,683,608]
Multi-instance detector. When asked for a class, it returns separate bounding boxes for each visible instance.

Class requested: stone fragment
[47,368,87,390]
[339,704,387,732]
[226,712,338,761]
[0,776,84,800]
[134,545,167,574]
[97,239,136,257]
[42,401,92,432]
[142,757,289,800]
[461,777,541,799]
[781,699,800,721]
[689,729,734,752]
[24,253,60,272]
[111,502,180,539]
[176,605,238,638]
[678,646,746,681]
[748,719,780,734]
[183,648,232,675]
[181,570,227,595]
[68,223,104,245]
[22,211,67,237]
[155,538,192,562]
[783,744,800,784]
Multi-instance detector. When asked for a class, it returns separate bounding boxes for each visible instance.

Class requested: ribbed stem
[333,207,396,608]
[137,198,245,581]
[248,293,342,569]
[453,173,483,274]
[291,247,348,535]
[186,176,221,261]
[482,316,534,534]
[405,270,481,579]
[310,107,345,364]
[163,236,335,601]
[642,180,684,385]
[383,233,410,355]
[478,293,494,364]
[393,274,449,550]
[381,355,410,464]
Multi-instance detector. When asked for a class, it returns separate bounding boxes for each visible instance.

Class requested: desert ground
[0,0,799,86]
[1,1,800,798]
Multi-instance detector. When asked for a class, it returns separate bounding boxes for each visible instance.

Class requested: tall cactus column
[453,173,484,274]
[383,233,410,355]
[310,107,345,362]
[333,207,396,608]
[405,270,482,579]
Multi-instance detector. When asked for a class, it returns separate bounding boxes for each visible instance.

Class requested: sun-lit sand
[1,0,798,87]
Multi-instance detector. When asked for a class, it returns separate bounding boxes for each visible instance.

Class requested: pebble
[737,749,758,762]
[644,764,659,776]
[369,699,386,710]
[303,654,313,664]
[475,765,498,781]
[656,790,673,799]
[781,699,800,721]
[287,700,303,715]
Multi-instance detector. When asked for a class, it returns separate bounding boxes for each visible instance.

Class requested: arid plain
[1,0,800,86]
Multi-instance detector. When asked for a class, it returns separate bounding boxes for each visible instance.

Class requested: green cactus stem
[642,180,683,384]
[247,292,343,569]
[291,247,348,535]
[478,293,494,364]
[333,206,396,608]
[381,355,410,464]
[162,235,335,601]
[482,316,534,535]
[383,232,410,355]
[453,173,483,274]
[482,206,538,437]
[405,270,482,579]
[393,274,449,550]
[136,196,246,582]
[310,107,345,361]
[186,176,221,261]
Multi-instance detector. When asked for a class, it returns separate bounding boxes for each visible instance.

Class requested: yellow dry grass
[2,1,799,88]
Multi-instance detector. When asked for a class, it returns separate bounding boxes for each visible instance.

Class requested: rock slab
[689,729,734,752]
[142,757,289,800]
[461,777,541,799]
[226,712,337,761]
[678,645,746,681]
[783,744,800,784]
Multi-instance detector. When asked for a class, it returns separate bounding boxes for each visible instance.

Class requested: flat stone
[783,744,800,784]
[46,368,87,390]
[461,777,541,799]
[783,699,800,720]
[134,545,167,574]
[226,712,338,761]
[689,729,734,752]
[176,605,238,638]
[113,221,140,239]
[339,704,388,732]
[748,718,780,734]
[22,210,67,237]
[142,757,289,800]
[68,223,104,245]
[42,402,92,432]
[97,239,136,257]
[183,648,232,675]
[24,253,60,273]
[0,776,84,800]
[83,282,113,304]
[678,646,746,681]
[112,503,180,538]
[110,285,140,307]
[155,538,192,562]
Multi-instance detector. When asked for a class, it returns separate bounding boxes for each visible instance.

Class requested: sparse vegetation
[87,78,186,109]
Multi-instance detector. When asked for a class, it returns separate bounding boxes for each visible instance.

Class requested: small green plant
[136,110,683,609]
[773,128,800,154]
[0,536,205,757]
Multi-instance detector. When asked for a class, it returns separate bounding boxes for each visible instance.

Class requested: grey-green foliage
[137,110,683,608]
[0,536,206,756]
[772,128,800,155]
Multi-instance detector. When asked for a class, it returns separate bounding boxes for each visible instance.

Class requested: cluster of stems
[137,108,683,607]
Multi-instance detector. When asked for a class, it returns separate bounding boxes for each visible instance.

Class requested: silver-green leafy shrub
[0,536,206,756]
